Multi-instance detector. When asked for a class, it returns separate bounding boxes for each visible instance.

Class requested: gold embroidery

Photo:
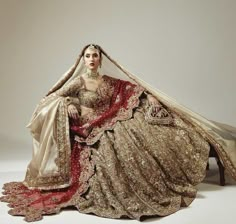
[75,107,209,219]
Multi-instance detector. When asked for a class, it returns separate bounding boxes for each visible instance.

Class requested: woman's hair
[81,44,102,58]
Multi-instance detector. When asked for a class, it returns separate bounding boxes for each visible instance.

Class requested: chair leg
[206,161,209,170]
[208,144,226,186]
[216,158,225,186]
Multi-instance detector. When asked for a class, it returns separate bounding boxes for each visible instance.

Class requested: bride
[1,44,236,222]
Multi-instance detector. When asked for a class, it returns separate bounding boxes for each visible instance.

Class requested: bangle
[65,97,80,106]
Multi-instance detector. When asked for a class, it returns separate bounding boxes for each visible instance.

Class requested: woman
[1,44,236,222]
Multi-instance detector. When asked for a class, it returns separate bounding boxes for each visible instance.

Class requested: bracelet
[65,97,80,106]
[145,105,173,125]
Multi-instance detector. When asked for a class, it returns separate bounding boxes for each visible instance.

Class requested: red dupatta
[70,77,144,139]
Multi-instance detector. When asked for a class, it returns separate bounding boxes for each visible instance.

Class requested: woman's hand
[147,95,162,113]
[67,104,79,119]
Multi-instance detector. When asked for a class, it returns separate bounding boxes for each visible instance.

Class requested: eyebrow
[85,53,98,56]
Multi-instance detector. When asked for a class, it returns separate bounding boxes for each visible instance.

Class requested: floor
[0,158,236,224]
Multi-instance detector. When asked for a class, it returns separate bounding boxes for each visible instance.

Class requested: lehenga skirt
[0,106,210,221]
[75,108,210,219]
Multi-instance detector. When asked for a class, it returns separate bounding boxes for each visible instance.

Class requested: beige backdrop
[0,0,235,159]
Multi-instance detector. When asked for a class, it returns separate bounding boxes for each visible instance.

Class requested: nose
[89,55,94,60]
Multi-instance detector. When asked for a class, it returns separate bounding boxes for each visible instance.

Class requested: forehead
[84,47,99,55]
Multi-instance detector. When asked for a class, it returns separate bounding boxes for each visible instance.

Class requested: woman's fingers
[151,104,161,114]
[68,105,79,119]
[72,109,78,119]
[73,110,79,119]
[155,106,160,113]
[68,109,73,118]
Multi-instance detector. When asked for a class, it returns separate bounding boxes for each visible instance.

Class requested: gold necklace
[86,70,99,79]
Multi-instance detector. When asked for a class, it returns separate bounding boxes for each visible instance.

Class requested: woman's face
[83,47,101,71]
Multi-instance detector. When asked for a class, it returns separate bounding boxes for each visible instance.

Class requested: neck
[86,69,99,79]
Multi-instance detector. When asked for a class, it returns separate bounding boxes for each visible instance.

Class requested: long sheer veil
[46,44,236,135]
[35,44,236,180]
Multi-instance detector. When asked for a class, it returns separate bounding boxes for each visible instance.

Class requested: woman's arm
[56,77,83,119]
[56,76,83,97]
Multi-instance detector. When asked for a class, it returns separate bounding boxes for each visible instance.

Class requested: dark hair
[81,44,102,58]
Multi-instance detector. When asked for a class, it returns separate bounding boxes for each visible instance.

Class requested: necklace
[86,70,99,79]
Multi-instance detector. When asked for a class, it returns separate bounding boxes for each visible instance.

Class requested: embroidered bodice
[78,89,99,108]
[79,76,116,111]
[57,75,117,112]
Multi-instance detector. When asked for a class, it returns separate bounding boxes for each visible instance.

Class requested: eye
[93,53,98,58]
[85,54,90,58]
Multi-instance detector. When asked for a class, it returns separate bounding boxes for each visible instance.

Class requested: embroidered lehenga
[1,45,236,222]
